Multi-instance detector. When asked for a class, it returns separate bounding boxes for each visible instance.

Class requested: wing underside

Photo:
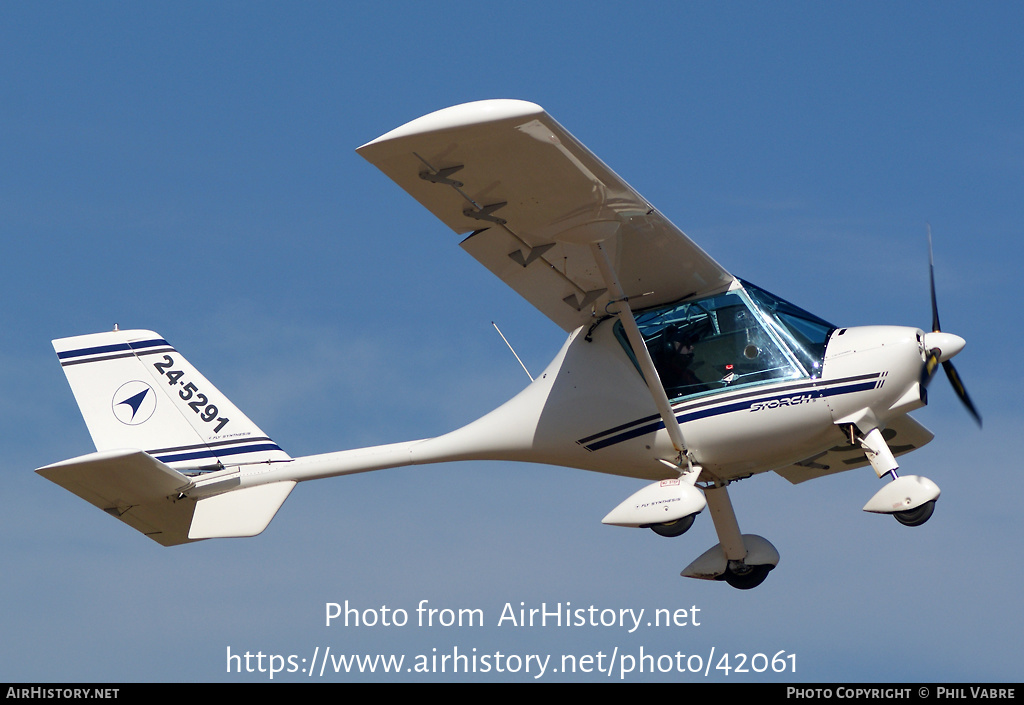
[357,100,733,331]
[775,415,935,484]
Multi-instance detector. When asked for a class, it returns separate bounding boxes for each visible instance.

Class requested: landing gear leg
[678,484,778,590]
[856,426,941,525]
[704,484,748,565]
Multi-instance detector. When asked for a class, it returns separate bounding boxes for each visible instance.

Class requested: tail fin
[52,329,289,472]
[39,329,294,546]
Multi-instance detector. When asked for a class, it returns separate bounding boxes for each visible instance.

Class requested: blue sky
[2,2,1021,682]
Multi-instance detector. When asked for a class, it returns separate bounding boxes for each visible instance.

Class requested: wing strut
[590,241,690,464]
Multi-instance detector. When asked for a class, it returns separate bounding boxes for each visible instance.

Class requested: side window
[647,317,713,399]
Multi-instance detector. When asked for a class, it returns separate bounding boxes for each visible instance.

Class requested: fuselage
[388,319,927,484]
[254,307,929,491]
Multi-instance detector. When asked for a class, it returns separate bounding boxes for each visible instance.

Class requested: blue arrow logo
[117,388,150,420]
[111,381,157,426]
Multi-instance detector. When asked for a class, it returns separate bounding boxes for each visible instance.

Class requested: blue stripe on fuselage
[580,376,880,452]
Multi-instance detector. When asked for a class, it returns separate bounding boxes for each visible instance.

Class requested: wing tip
[357,99,544,151]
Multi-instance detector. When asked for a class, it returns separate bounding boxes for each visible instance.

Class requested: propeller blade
[942,359,982,427]
[923,226,980,426]
[922,226,942,389]
[921,349,941,388]
[928,224,940,333]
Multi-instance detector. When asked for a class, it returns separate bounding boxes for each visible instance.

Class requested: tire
[649,513,697,537]
[893,500,935,527]
[723,564,772,590]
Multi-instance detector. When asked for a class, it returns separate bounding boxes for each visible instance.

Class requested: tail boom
[40,329,509,546]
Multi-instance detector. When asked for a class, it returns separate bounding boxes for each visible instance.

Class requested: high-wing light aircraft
[38,100,979,589]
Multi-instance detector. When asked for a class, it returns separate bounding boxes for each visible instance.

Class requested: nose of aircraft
[919,328,980,426]
[922,331,966,362]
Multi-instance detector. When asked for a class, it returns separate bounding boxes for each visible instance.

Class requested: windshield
[741,280,835,377]
[614,282,835,403]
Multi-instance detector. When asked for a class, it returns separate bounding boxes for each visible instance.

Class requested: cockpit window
[614,282,834,403]
[741,281,835,376]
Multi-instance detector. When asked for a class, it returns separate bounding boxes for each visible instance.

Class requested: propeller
[921,226,982,426]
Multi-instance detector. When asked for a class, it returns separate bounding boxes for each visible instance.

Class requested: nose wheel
[892,499,935,527]
[854,426,941,526]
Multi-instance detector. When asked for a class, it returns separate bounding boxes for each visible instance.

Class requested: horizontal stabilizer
[37,449,196,546]
[37,449,294,546]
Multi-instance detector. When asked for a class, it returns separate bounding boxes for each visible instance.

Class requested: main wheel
[649,513,696,537]
[893,500,935,527]
[723,564,772,590]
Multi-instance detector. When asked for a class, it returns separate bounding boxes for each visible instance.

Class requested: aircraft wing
[357,100,734,331]
[774,415,935,484]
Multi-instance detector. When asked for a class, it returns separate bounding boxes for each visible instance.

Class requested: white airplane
[37,100,979,589]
